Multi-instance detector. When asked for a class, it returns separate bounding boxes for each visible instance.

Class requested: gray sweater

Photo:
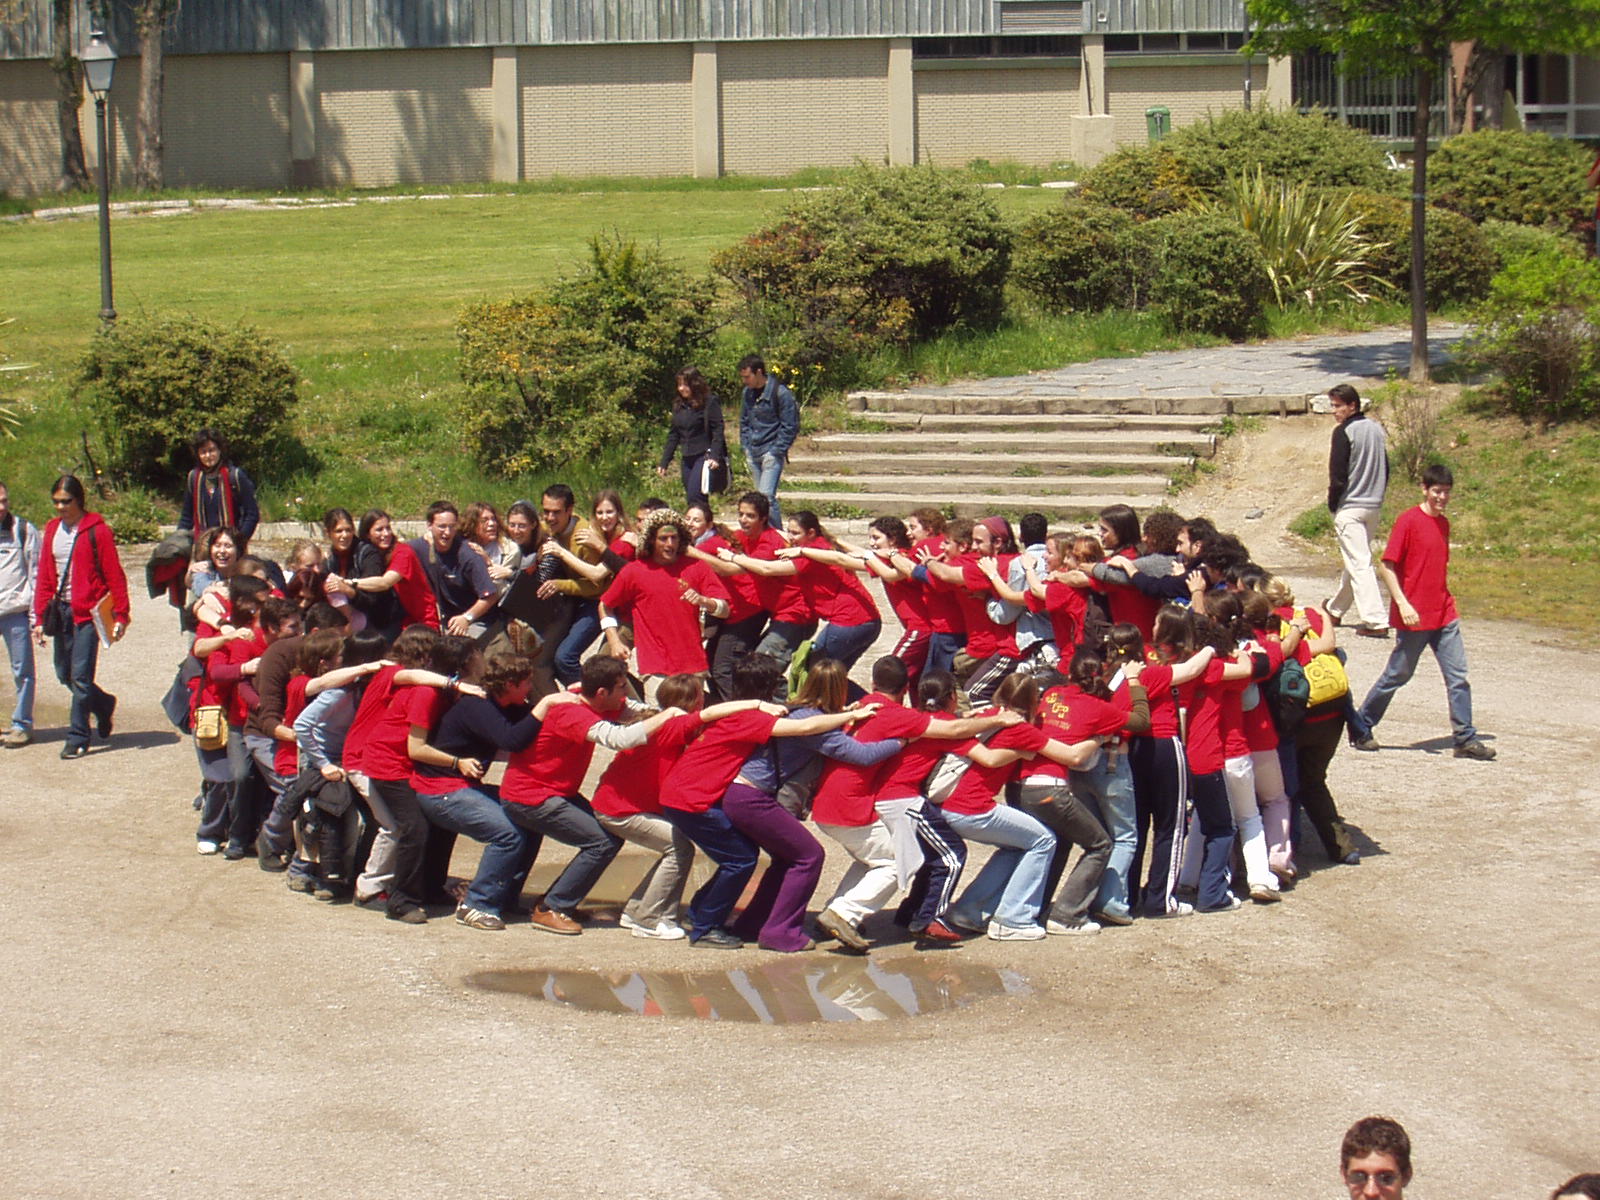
[1328,411,1389,512]
[0,514,39,617]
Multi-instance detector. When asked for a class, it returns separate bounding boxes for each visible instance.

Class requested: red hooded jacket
[33,512,132,627]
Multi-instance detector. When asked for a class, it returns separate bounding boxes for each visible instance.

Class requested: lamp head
[81,30,116,95]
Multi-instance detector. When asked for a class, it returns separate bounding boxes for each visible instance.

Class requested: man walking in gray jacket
[1325,383,1390,638]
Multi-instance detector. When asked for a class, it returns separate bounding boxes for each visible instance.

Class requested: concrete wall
[316,47,493,186]
[718,39,888,173]
[166,55,292,189]
[520,43,693,177]
[914,65,1081,166]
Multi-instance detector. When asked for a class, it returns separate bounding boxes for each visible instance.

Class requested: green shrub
[1429,129,1593,230]
[1010,202,1136,313]
[77,314,298,489]
[1212,168,1390,307]
[1076,144,1200,218]
[713,165,1012,384]
[1136,212,1273,340]
[100,486,164,543]
[1167,108,1397,197]
[457,233,715,477]
[1480,218,1586,272]
[1464,248,1600,423]
[1340,191,1496,308]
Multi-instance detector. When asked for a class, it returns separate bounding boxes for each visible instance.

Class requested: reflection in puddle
[467,956,1031,1024]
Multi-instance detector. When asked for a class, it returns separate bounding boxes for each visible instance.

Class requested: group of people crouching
[178,490,1370,953]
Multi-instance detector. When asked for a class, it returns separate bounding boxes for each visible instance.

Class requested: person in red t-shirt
[500,654,684,935]
[811,654,1016,951]
[747,510,881,676]
[1360,465,1495,761]
[922,516,1023,705]
[683,490,784,699]
[909,508,967,676]
[325,509,439,638]
[600,508,730,703]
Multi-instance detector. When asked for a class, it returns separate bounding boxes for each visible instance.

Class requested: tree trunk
[131,1,166,191]
[51,0,89,191]
[1409,61,1432,384]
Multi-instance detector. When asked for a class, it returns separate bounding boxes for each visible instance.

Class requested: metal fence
[1291,50,1449,142]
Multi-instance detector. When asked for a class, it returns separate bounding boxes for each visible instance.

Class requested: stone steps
[776,491,1171,520]
[852,411,1223,432]
[847,390,1312,416]
[784,472,1173,497]
[787,450,1178,475]
[806,431,1216,457]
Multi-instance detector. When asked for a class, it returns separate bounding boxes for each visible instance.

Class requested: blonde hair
[1264,575,1296,608]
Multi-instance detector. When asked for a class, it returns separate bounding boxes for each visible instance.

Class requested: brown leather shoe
[530,905,582,936]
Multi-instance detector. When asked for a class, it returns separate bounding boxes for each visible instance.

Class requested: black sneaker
[286,874,316,894]
[59,744,87,760]
[387,902,428,925]
[222,842,248,860]
[1350,735,1380,752]
[690,928,743,950]
[1453,740,1496,761]
[258,842,290,872]
[96,695,116,740]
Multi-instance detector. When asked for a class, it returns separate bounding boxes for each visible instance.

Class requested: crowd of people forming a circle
[0,375,1495,953]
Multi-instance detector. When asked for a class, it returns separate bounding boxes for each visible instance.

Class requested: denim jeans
[502,793,621,913]
[0,611,35,731]
[1359,619,1477,746]
[943,804,1056,930]
[418,785,537,916]
[246,733,295,856]
[811,618,882,673]
[1016,779,1112,925]
[681,452,710,509]
[555,598,600,686]
[926,631,967,676]
[1069,751,1138,920]
[662,804,761,939]
[196,729,250,844]
[744,451,786,526]
[754,618,816,669]
[52,619,113,751]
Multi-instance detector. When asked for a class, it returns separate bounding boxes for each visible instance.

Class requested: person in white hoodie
[0,482,40,747]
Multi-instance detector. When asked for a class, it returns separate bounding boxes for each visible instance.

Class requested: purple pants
[723,781,825,952]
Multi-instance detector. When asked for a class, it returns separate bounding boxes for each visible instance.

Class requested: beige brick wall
[317,48,493,187]
[1106,62,1247,146]
[0,59,60,196]
[519,44,692,177]
[165,55,290,189]
[914,66,1081,166]
[719,40,888,174]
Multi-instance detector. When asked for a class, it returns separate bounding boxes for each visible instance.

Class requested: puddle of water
[466,956,1031,1024]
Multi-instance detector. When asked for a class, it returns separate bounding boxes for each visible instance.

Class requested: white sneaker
[947,911,987,934]
[618,912,643,932]
[1046,918,1101,936]
[196,840,220,855]
[1199,895,1244,913]
[1248,884,1282,904]
[987,920,1047,941]
[1153,901,1194,918]
[631,919,687,940]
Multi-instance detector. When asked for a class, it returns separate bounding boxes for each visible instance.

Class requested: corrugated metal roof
[1,0,1248,59]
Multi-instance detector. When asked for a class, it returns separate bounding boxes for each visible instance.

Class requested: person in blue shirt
[736,355,799,527]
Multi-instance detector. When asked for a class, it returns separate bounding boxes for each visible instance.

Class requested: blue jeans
[555,599,600,686]
[681,452,710,509]
[754,618,816,668]
[1070,752,1138,920]
[811,618,882,673]
[247,733,295,855]
[943,804,1056,930]
[0,610,35,731]
[744,451,785,526]
[419,786,538,916]
[52,619,112,751]
[1359,619,1477,746]
[927,631,967,676]
[662,804,761,939]
[502,793,621,913]
[196,729,250,844]
[1188,770,1236,911]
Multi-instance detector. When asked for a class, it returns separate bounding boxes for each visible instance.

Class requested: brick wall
[0,59,58,195]
[166,55,291,189]
[1106,62,1246,146]
[719,39,888,174]
[317,48,493,187]
[519,43,693,177]
[914,65,1081,166]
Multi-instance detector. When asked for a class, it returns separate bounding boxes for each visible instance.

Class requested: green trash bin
[1146,106,1171,143]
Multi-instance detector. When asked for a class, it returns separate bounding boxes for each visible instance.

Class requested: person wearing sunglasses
[1340,1116,1412,1199]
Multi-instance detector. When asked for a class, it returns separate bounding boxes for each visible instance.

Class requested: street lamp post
[81,30,117,325]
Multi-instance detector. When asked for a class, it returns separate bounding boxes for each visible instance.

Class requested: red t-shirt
[741,527,808,622]
[275,674,310,777]
[956,556,1019,659]
[916,536,964,635]
[592,710,703,819]
[609,536,637,562]
[792,536,878,627]
[204,630,267,727]
[660,708,780,814]
[698,535,762,625]
[601,557,727,675]
[1030,683,1130,782]
[1184,658,1229,775]
[1384,504,1458,630]
[1137,661,1181,739]
[1101,548,1162,640]
[1028,579,1090,650]
[811,692,930,827]
[877,730,954,802]
[362,683,428,782]
[941,719,1049,816]
[1241,638,1284,753]
[343,663,402,776]
[876,553,930,634]
[408,690,459,795]
[501,701,605,807]
[388,542,440,630]
[1219,659,1253,760]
